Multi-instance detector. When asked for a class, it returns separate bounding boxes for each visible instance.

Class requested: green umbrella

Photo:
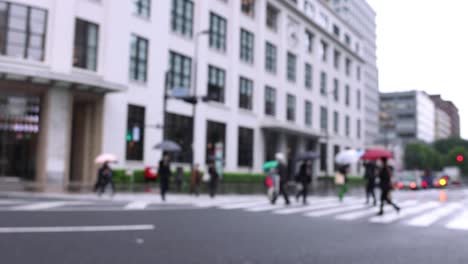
[263,160,278,171]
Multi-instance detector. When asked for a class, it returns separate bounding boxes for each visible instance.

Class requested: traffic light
[456,155,464,163]
[126,131,132,142]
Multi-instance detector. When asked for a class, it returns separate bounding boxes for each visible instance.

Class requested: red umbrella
[361,148,394,160]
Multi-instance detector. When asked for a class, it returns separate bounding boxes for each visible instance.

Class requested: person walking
[337,164,350,202]
[377,157,400,215]
[208,161,219,198]
[296,160,312,204]
[363,161,377,206]
[175,166,183,192]
[158,154,172,201]
[95,162,115,196]
[190,164,201,196]
[271,153,290,205]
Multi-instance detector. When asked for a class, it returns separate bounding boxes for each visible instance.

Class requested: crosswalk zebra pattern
[2,195,468,232]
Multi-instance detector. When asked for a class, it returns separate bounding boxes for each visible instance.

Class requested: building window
[320,71,327,95]
[287,94,296,122]
[239,77,253,110]
[357,89,361,110]
[305,100,312,126]
[206,121,226,163]
[171,0,194,38]
[320,106,328,131]
[345,34,351,46]
[333,49,340,70]
[164,112,193,163]
[265,42,276,73]
[345,85,350,106]
[320,143,327,172]
[357,65,361,81]
[266,3,279,31]
[287,52,296,82]
[73,19,99,71]
[126,105,145,161]
[129,35,148,82]
[333,24,340,37]
[345,58,351,76]
[333,78,339,102]
[134,0,151,18]
[333,111,339,134]
[241,0,255,17]
[345,115,350,137]
[0,2,48,61]
[240,29,254,63]
[265,86,276,116]
[357,119,361,139]
[207,65,225,103]
[305,63,312,89]
[333,145,340,171]
[209,13,227,51]
[305,30,314,53]
[320,40,328,62]
[168,51,192,90]
[238,127,254,167]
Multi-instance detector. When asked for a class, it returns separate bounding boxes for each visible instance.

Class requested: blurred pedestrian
[296,160,312,204]
[377,158,400,215]
[337,164,350,202]
[208,161,219,198]
[190,163,201,196]
[175,166,183,192]
[158,154,172,201]
[95,162,115,196]
[271,153,290,205]
[363,161,377,206]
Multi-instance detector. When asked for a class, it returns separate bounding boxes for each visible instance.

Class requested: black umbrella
[296,151,320,161]
[153,140,182,152]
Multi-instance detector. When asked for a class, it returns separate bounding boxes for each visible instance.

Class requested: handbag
[335,172,345,185]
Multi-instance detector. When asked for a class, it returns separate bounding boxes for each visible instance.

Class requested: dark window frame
[305,100,312,126]
[240,28,254,63]
[265,41,276,73]
[134,0,151,18]
[265,86,276,116]
[73,18,99,71]
[239,76,254,110]
[286,94,296,122]
[207,65,225,103]
[168,51,192,91]
[126,104,145,161]
[287,52,296,82]
[129,34,149,82]
[209,12,227,51]
[305,63,312,89]
[238,126,254,167]
[171,0,194,38]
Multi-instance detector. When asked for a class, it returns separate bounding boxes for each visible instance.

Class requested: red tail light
[422,181,428,188]
[397,182,404,189]
[410,182,417,189]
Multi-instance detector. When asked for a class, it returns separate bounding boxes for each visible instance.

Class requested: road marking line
[124,201,152,210]
[369,202,439,224]
[446,210,468,230]
[305,204,368,217]
[406,203,462,227]
[273,200,341,215]
[335,200,418,221]
[0,225,155,233]
[218,200,269,210]
[9,201,88,211]
[0,200,25,205]
[193,198,255,208]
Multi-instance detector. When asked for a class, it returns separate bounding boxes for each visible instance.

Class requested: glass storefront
[0,95,40,180]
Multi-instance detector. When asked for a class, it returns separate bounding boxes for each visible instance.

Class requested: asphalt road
[1,190,467,264]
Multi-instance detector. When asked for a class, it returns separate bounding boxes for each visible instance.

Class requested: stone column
[36,87,73,192]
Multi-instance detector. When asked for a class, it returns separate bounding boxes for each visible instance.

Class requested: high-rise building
[332,0,379,146]
[430,95,460,138]
[0,0,366,190]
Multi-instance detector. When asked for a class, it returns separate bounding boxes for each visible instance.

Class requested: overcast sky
[366,0,467,138]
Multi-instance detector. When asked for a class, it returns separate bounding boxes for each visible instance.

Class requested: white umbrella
[95,153,118,164]
[154,140,182,152]
[335,149,362,165]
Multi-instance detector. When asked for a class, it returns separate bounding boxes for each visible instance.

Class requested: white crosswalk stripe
[369,202,440,224]
[218,200,269,210]
[10,201,89,211]
[273,199,340,215]
[446,210,468,230]
[406,203,462,227]
[245,203,297,212]
[305,203,368,217]
[124,201,152,210]
[335,200,418,221]
[0,199,25,205]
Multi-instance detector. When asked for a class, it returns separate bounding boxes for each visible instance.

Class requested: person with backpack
[378,158,400,215]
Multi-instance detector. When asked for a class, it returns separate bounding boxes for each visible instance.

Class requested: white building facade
[434,108,451,140]
[331,0,379,146]
[0,0,365,190]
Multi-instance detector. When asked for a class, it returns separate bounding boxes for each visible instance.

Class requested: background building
[379,91,435,145]
[0,0,366,190]
[430,94,460,138]
[434,108,451,140]
[332,0,379,146]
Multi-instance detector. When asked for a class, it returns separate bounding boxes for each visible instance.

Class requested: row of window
[126,104,254,166]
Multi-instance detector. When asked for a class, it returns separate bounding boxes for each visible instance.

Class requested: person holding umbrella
[334,149,362,202]
[377,157,400,215]
[207,161,219,198]
[271,153,290,205]
[295,160,312,204]
[94,154,117,196]
[158,154,172,201]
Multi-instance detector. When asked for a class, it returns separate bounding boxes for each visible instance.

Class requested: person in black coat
[272,153,290,205]
[296,160,312,204]
[95,162,114,196]
[378,158,400,215]
[158,155,171,201]
[363,161,377,206]
[208,162,219,198]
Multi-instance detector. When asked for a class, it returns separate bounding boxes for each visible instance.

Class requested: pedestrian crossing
[2,195,468,232]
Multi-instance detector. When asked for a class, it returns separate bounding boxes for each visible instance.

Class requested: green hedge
[317,175,365,184]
